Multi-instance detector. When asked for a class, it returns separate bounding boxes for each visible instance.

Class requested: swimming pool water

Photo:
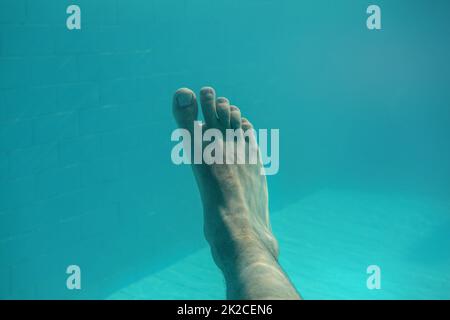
[1,0,449,299]
[108,190,450,300]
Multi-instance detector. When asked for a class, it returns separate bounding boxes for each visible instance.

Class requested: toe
[216,97,231,128]
[230,105,242,129]
[241,117,255,143]
[241,117,253,131]
[200,87,219,128]
[173,88,198,132]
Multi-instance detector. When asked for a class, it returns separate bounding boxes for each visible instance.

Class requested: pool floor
[108,189,450,300]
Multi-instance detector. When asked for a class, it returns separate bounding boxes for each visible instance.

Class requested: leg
[172,87,301,300]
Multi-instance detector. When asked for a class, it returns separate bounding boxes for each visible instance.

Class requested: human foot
[172,87,277,260]
[172,87,300,299]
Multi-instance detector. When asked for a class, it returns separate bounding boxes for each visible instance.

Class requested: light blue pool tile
[98,53,134,80]
[0,266,11,298]
[0,58,30,88]
[80,157,121,186]
[0,88,30,122]
[99,78,137,105]
[54,27,97,55]
[77,0,117,26]
[35,165,81,199]
[9,143,59,178]
[35,191,85,222]
[79,105,124,134]
[58,135,102,165]
[25,0,64,25]
[0,176,35,211]
[0,26,55,56]
[56,82,100,111]
[116,0,153,26]
[30,56,78,86]
[0,154,8,180]
[27,86,58,116]
[0,0,26,24]
[33,112,78,145]
[100,124,153,156]
[76,54,102,82]
[80,203,120,239]
[0,119,33,152]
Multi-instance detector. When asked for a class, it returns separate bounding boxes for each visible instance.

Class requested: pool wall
[1,0,450,299]
[0,0,211,299]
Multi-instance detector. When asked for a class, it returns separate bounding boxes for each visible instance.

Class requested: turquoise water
[1,0,450,299]
[109,190,450,300]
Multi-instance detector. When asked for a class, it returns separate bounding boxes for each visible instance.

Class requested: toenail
[201,87,214,97]
[217,97,229,103]
[177,92,193,107]
[202,94,214,101]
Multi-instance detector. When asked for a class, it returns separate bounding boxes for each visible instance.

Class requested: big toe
[172,88,198,131]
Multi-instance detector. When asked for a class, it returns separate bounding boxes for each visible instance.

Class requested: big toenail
[177,92,193,107]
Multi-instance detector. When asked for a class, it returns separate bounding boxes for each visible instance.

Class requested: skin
[172,86,301,300]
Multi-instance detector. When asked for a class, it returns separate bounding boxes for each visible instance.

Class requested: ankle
[210,233,276,275]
